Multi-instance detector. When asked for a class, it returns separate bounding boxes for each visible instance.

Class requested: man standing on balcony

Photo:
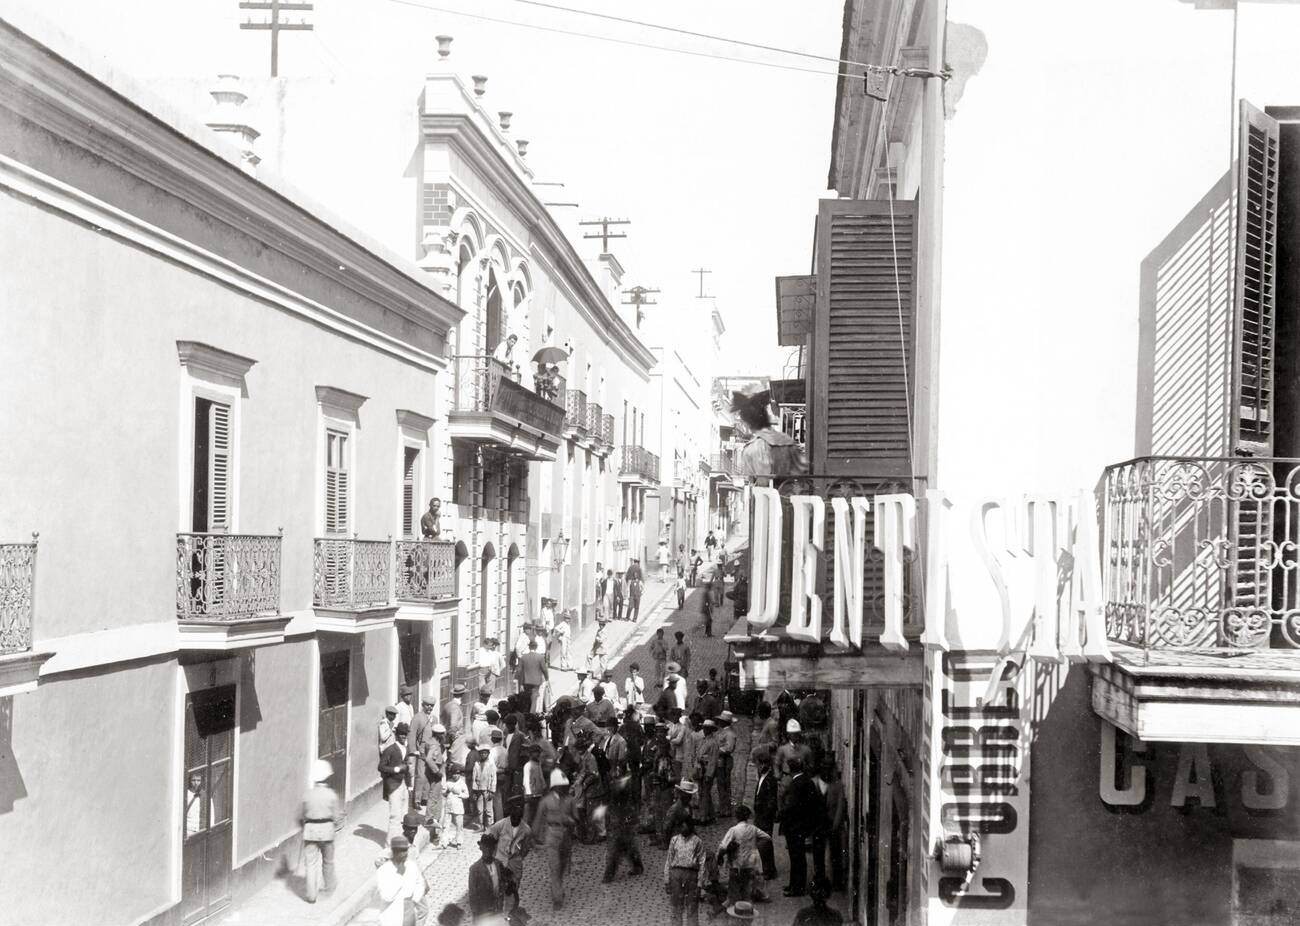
[492,333,520,378]
[420,497,442,540]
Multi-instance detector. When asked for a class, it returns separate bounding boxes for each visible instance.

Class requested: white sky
[24,0,842,377]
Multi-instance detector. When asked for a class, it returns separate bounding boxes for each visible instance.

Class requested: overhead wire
[379,0,946,81]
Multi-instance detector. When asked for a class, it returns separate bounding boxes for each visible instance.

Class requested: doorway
[180,685,235,925]
[317,651,349,797]
[399,624,422,702]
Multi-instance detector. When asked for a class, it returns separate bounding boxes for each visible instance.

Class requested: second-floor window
[401,446,419,538]
[192,397,232,534]
[324,429,350,535]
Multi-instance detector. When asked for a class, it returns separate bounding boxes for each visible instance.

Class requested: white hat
[786,719,802,734]
[310,758,333,783]
[431,723,446,734]
[549,769,570,788]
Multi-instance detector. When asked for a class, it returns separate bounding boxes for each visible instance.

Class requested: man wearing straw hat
[299,758,343,903]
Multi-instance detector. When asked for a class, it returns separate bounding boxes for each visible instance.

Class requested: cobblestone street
[350,576,849,926]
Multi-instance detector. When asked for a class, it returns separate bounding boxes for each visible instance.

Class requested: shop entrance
[180,685,235,925]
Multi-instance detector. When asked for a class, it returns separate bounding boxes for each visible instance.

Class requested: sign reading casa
[744,486,1113,662]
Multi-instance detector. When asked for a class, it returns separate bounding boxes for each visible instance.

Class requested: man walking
[602,772,645,882]
[670,632,692,679]
[409,696,435,808]
[626,559,644,622]
[751,748,779,882]
[379,724,411,840]
[517,639,548,713]
[778,758,824,897]
[468,833,514,921]
[299,759,343,903]
[486,798,532,908]
[649,629,668,690]
[613,572,625,621]
[715,711,737,817]
[534,769,578,911]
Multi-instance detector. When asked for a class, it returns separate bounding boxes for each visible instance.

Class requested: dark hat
[451,683,467,696]
[390,835,411,851]
[479,833,499,848]
[399,684,414,696]
[402,811,425,828]
[729,384,772,415]
[395,722,410,736]
[491,729,504,741]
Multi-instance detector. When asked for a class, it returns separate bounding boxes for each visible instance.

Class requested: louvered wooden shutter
[812,199,917,476]
[402,447,418,537]
[1233,102,1280,454]
[325,430,350,535]
[207,402,232,531]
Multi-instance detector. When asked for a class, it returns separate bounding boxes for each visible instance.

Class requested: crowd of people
[299,554,847,926]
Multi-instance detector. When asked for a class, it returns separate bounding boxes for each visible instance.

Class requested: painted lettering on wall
[1099,722,1292,812]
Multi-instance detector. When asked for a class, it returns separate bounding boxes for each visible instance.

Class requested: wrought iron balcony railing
[451,354,566,436]
[621,445,660,483]
[395,539,457,601]
[1103,456,1300,652]
[711,451,740,476]
[314,538,392,609]
[586,401,603,439]
[565,389,588,434]
[1,535,37,656]
[602,413,615,447]
[177,532,281,622]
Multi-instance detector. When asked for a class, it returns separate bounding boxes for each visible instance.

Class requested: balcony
[584,401,612,454]
[619,445,660,486]
[176,532,289,650]
[396,539,457,603]
[564,388,588,439]
[449,355,565,461]
[710,449,742,492]
[603,413,615,449]
[0,535,51,696]
[1092,456,1300,746]
[313,538,398,633]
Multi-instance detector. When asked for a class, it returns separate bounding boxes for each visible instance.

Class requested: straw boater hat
[675,779,698,795]
[665,661,682,675]
[550,769,570,788]
[703,719,717,729]
[726,901,756,920]
[717,710,735,725]
[451,683,467,696]
[786,719,802,734]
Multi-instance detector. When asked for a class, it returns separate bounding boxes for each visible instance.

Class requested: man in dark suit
[777,757,824,897]
[379,723,411,840]
[467,832,515,920]
[751,747,780,882]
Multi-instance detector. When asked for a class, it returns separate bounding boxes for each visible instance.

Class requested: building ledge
[0,649,54,697]
[313,605,399,634]
[394,599,461,622]
[448,412,561,462]
[177,615,291,651]
[1091,646,1300,746]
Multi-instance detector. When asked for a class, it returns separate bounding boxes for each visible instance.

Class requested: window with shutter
[208,402,231,532]
[1233,101,1280,453]
[325,429,350,535]
[812,199,917,477]
[402,446,419,538]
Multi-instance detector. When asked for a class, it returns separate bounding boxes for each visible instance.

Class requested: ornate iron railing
[602,413,615,447]
[314,538,392,609]
[1103,456,1300,651]
[452,354,511,413]
[0,535,37,655]
[565,389,588,434]
[586,401,603,438]
[621,445,660,483]
[711,451,740,476]
[451,354,565,436]
[177,532,281,622]
[395,539,457,601]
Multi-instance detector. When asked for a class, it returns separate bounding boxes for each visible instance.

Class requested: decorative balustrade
[586,401,603,439]
[177,532,281,621]
[1103,456,1300,651]
[602,413,615,447]
[395,539,457,601]
[565,389,589,434]
[314,538,392,609]
[711,451,740,476]
[0,536,37,655]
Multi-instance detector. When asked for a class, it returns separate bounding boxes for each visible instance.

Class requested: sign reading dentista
[743,485,1113,662]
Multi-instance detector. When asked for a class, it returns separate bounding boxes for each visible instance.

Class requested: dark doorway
[318,651,350,797]
[180,685,235,925]
[399,625,422,701]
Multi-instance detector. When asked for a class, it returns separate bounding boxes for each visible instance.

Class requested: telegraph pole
[579,217,631,253]
[239,0,314,77]
[691,267,712,299]
[622,285,660,328]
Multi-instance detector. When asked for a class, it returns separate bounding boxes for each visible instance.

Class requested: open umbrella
[532,345,569,364]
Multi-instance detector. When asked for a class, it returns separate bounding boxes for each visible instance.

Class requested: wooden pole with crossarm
[239,0,314,77]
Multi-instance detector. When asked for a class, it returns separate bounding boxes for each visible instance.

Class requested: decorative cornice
[0,154,445,373]
[396,408,437,433]
[177,340,257,383]
[0,14,464,338]
[421,112,656,373]
[316,385,369,419]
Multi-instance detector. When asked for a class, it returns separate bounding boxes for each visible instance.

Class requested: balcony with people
[448,351,566,462]
[1093,456,1300,745]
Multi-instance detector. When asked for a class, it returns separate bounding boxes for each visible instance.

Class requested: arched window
[485,268,504,355]
[455,243,474,310]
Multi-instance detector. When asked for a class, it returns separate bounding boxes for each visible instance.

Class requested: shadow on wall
[0,696,27,814]
[240,652,263,733]
[351,642,370,709]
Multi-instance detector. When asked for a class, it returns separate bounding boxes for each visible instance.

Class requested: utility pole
[579,217,630,253]
[691,267,712,299]
[239,0,314,77]
[622,285,660,329]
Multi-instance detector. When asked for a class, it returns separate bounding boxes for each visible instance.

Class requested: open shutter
[1233,101,1280,454]
[402,447,418,538]
[207,402,231,531]
[812,199,917,477]
[325,430,350,535]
